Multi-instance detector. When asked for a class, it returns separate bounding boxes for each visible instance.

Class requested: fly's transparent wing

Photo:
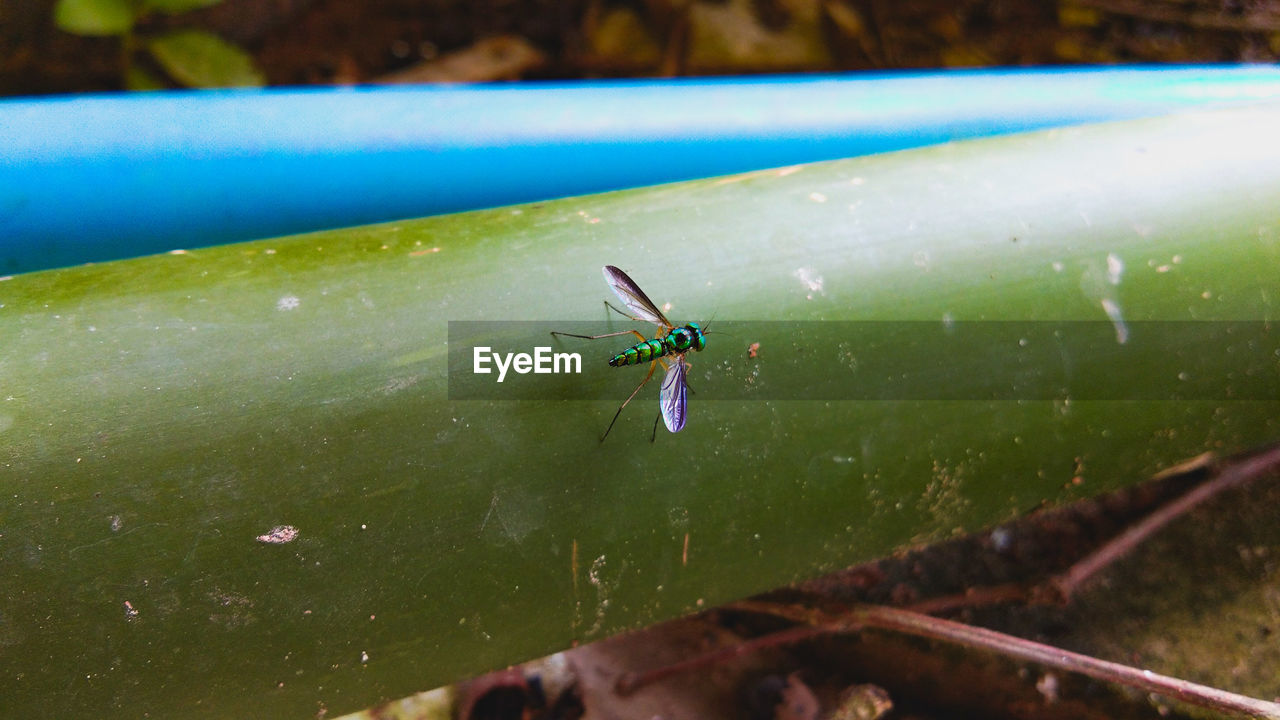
[603,265,672,329]
[659,356,689,433]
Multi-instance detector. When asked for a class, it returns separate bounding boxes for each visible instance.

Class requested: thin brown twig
[709,599,1280,719]
[613,623,826,696]
[1050,444,1280,600]
[851,605,1280,720]
[903,581,1031,615]
[615,443,1280,714]
[905,445,1280,613]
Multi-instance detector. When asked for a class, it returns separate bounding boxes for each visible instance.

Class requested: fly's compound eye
[671,329,693,350]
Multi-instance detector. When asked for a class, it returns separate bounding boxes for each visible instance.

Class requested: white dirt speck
[793,268,825,299]
[256,525,299,544]
[586,554,611,635]
[1106,253,1124,285]
[276,295,300,311]
[1036,672,1059,703]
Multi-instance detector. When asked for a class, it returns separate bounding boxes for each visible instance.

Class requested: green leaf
[123,63,167,90]
[142,0,226,14]
[53,0,136,36]
[2,102,1279,719]
[147,29,265,87]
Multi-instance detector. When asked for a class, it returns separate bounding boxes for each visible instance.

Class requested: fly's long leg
[551,322,659,441]
[604,300,651,324]
[548,297,655,341]
[550,328,648,343]
[602,359,658,442]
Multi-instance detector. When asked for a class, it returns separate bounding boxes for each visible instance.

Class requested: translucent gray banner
[447,321,1279,401]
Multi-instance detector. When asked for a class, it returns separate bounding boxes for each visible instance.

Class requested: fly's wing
[659,356,689,433]
[603,265,672,328]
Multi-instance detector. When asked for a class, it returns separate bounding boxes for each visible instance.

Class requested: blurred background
[6,0,1280,94]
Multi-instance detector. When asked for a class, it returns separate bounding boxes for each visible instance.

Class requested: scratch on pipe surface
[1101,298,1129,345]
[67,523,164,557]
[587,554,613,636]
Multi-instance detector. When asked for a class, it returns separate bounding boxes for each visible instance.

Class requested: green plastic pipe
[1,102,1278,718]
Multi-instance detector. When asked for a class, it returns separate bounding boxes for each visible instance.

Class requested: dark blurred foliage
[4,0,1280,95]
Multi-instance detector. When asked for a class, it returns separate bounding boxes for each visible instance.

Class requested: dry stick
[892,446,1280,717]
[648,600,1280,719]
[1052,444,1280,600]
[617,445,1280,710]
[613,624,826,696]
[909,444,1280,615]
[904,581,1030,615]
[853,604,1280,720]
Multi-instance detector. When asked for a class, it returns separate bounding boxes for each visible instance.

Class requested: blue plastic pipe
[5,65,1280,275]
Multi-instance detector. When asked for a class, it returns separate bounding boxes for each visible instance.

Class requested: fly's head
[671,322,707,353]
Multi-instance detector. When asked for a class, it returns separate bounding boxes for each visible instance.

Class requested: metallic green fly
[552,265,706,441]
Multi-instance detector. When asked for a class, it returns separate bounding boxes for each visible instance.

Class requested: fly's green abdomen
[610,338,668,367]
